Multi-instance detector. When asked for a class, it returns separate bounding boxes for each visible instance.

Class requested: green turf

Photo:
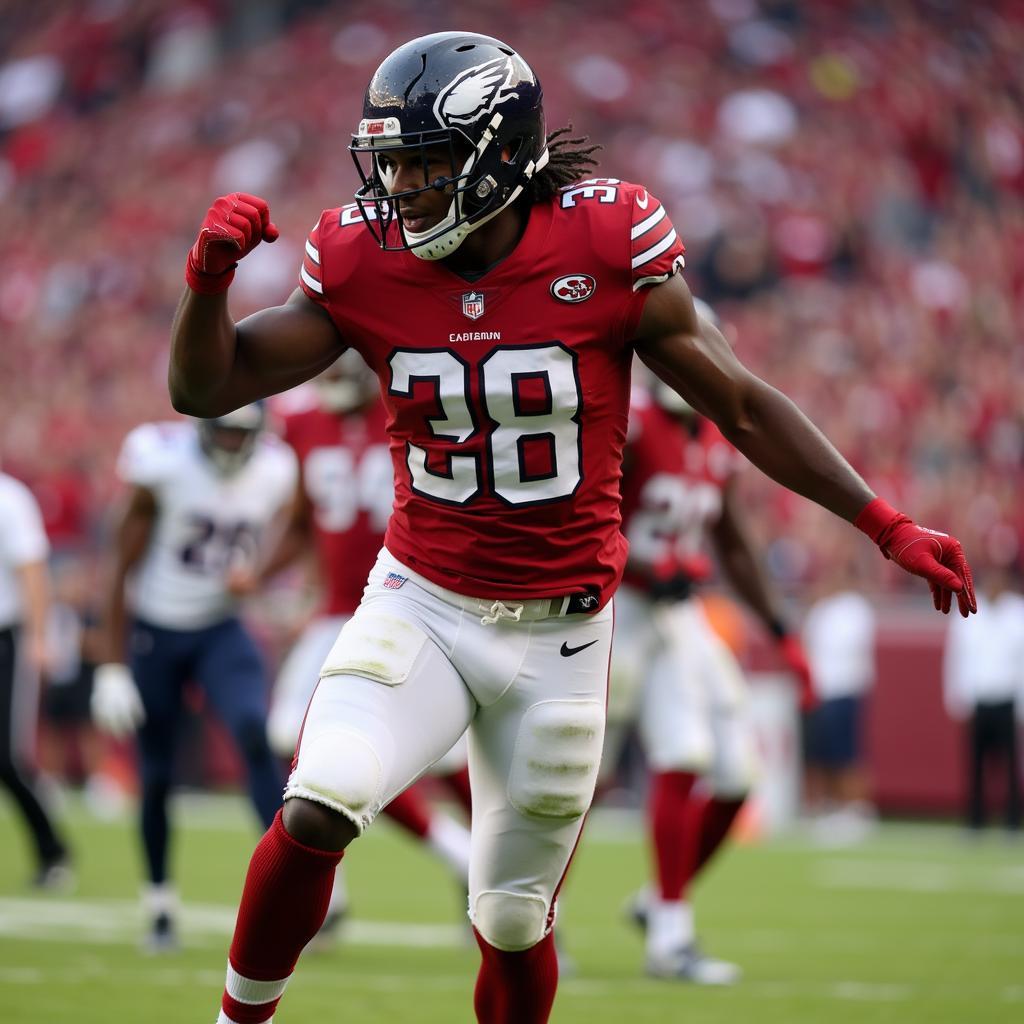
[2,795,1022,1023]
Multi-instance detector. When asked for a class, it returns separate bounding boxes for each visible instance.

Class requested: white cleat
[646,943,742,985]
[142,911,179,955]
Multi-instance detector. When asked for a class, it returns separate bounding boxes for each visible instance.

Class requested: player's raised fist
[855,498,977,618]
[185,193,279,294]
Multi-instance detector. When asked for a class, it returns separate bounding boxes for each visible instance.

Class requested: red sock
[440,766,473,817]
[648,771,697,900]
[473,929,559,1024]
[220,810,342,1024]
[382,785,432,839]
[694,795,745,876]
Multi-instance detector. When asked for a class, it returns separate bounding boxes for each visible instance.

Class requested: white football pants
[284,548,612,950]
[606,585,757,796]
[269,613,470,772]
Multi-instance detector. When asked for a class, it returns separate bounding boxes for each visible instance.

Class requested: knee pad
[508,700,604,820]
[472,890,549,951]
[285,729,383,833]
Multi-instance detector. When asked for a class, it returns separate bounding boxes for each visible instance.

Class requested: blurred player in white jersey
[92,405,296,950]
[0,470,71,887]
[607,300,816,983]
[231,353,471,937]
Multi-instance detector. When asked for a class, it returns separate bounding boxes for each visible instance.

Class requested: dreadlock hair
[528,124,601,202]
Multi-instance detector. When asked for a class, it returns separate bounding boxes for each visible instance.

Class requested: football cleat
[646,942,742,985]
[625,888,650,933]
[143,911,179,955]
[306,904,350,953]
[31,856,74,893]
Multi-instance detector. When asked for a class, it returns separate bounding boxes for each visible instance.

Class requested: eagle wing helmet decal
[433,56,526,128]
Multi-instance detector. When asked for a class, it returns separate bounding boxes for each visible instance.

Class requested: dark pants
[130,617,283,884]
[967,700,1021,831]
[0,625,67,867]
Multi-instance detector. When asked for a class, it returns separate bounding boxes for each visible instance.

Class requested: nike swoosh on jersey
[635,190,650,210]
[559,639,600,657]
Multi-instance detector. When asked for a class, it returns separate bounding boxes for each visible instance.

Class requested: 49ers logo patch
[550,274,596,303]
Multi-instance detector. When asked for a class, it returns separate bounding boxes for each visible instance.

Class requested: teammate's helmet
[196,403,265,475]
[350,31,548,261]
[315,350,378,414]
[653,297,722,417]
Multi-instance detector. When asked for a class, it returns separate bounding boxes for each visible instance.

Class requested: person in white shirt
[92,405,297,949]
[943,561,1024,832]
[802,545,878,839]
[0,471,71,887]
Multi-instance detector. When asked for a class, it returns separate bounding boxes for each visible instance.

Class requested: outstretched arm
[632,275,976,616]
[168,193,344,416]
[634,275,872,521]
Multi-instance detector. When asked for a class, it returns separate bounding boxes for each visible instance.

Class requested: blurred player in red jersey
[606,299,815,983]
[230,351,471,939]
[167,32,975,1024]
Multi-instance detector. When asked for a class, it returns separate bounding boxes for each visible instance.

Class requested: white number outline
[479,341,583,508]
[386,343,584,508]
[387,347,483,507]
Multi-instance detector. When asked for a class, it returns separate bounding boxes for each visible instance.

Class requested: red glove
[776,633,818,713]
[185,193,279,294]
[855,498,977,617]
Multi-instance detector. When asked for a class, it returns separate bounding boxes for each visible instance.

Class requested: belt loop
[559,595,571,616]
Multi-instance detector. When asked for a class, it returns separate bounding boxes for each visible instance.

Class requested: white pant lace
[480,601,524,626]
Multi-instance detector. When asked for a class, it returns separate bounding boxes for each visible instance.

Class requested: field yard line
[0,896,464,949]
[816,859,1024,894]
[3,960,1019,1004]
[832,981,912,1001]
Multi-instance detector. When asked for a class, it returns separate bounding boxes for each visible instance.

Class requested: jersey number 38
[388,342,582,508]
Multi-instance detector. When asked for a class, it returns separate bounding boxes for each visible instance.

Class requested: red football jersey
[299,179,686,606]
[620,389,741,588]
[283,402,393,615]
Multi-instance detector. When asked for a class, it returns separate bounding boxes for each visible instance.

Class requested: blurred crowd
[2,0,1022,595]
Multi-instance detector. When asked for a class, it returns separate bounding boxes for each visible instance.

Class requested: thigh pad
[507,700,604,820]
[320,610,427,686]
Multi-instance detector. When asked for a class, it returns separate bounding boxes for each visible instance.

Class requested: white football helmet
[653,296,723,416]
[314,350,378,414]
[196,403,265,475]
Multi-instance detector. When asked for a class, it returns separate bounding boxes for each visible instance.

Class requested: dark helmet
[349,31,548,260]
[196,403,266,475]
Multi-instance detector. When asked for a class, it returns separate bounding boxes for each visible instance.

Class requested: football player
[0,469,71,888]
[167,32,975,1024]
[92,405,297,951]
[607,300,815,983]
[231,352,471,937]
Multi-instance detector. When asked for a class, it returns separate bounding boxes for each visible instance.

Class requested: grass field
[1,795,1022,1023]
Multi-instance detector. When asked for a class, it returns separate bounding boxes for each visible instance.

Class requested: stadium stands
[1,0,1021,592]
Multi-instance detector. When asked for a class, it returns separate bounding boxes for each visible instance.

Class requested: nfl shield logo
[382,572,407,590]
[462,291,485,320]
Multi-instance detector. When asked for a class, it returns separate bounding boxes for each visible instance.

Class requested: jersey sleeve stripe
[300,264,324,294]
[630,205,667,241]
[305,238,321,265]
[631,228,678,270]
[632,253,686,292]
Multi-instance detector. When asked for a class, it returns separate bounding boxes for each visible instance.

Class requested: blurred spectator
[0,468,72,887]
[0,0,1021,602]
[943,561,1024,834]
[801,533,878,843]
